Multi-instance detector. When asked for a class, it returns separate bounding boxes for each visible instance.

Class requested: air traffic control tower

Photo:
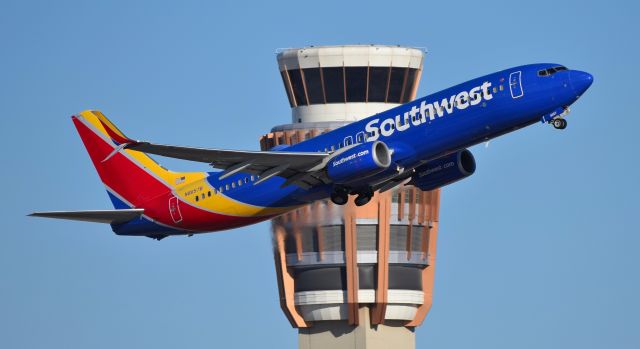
[259,45,441,349]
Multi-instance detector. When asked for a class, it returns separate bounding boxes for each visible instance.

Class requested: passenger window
[492,87,497,93]
[238,180,242,186]
[250,175,255,181]
[201,194,205,199]
[244,177,248,184]
[499,85,504,91]
[231,182,236,189]
[195,196,199,202]
[225,184,230,190]
[208,191,211,197]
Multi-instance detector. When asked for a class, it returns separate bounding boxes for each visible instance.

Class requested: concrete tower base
[298,307,415,349]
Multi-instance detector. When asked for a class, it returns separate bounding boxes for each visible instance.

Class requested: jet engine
[410,149,476,191]
[327,141,392,184]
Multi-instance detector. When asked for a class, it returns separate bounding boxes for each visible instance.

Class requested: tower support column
[299,306,415,349]
[263,45,437,349]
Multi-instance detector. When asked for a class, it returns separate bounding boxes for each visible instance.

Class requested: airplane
[30,63,593,240]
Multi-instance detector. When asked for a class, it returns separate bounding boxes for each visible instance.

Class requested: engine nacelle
[327,141,392,184]
[411,149,476,191]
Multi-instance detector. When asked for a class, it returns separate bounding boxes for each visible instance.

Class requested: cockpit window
[538,66,568,76]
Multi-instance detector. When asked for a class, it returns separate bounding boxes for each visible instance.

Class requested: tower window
[368,67,390,102]
[302,68,325,104]
[323,67,345,103]
[345,67,367,102]
[287,69,308,106]
[387,67,407,103]
[280,70,296,107]
[401,69,418,103]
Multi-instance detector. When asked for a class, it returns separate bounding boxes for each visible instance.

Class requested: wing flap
[29,209,144,224]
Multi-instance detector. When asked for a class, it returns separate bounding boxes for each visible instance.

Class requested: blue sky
[1,0,638,348]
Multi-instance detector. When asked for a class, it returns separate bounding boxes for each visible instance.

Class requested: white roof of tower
[277,45,425,70]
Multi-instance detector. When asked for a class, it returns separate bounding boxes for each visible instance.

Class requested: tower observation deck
[260,45,441,349]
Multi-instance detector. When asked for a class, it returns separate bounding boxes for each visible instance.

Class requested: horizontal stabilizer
[29,209,144,224]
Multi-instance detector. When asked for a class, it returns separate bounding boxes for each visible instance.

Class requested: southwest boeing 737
[30,64,593,240]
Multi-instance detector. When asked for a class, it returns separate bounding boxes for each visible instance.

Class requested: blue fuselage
[203,63,593,208]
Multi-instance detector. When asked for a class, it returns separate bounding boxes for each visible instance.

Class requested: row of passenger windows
[281,66,420,107]
[538,66,568,76]
[193,175,259,202]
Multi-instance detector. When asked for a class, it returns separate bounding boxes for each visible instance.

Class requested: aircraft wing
[124,141,333,189]
[29,209,144,224]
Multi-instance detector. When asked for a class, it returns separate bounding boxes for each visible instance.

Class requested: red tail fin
[72,110,179,208]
